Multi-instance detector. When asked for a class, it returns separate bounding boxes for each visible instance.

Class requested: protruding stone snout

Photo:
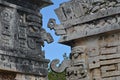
[50,59,71,73]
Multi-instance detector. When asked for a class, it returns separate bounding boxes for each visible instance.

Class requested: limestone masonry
[0,0,53,80]
[49,0,120,80]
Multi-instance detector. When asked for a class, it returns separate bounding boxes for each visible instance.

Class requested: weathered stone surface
[0,0,53,80]
[48,18,66,35]
[55,0,120,28]
[50,59,71,73]
[101,65,116,75]
[59,22,120,43]
[50,0,120,80]
[100,47,117,55]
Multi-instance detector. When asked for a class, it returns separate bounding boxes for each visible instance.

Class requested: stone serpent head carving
[50,59,71,73]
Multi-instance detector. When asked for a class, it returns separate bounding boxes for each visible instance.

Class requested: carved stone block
[100,47,117,55]
[0,0,53,80]
[50,0,120,80]
[55,8,67,22]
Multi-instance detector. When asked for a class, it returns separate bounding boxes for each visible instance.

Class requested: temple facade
[50,0,120,80]
[0,0,53,80]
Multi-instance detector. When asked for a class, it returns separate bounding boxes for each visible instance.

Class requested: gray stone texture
[0,0,53,80]
[50,0,120,80]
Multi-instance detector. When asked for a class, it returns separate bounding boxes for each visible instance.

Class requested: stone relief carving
[0,8,15,50]
[51,0,120,30]
[48,18,66,36]
[50,0,120,80]
[41,28,54,44]
[48,0,120,43]
[66,64,87,80]
[70,46,86,59]
[87,33,120,80]
[67,46,88,80]
[56,0,120,22]
[0,0,53,79]
[50,59,71,73]
[51,33,120,80]
[50,46,88,80]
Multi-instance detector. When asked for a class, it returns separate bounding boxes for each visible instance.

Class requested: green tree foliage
[48,69,66,80]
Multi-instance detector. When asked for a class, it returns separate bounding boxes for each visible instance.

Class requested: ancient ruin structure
[0,0,53,80]
[49,0,120,80]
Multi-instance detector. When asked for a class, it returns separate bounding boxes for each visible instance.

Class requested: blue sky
[41,0,70,62]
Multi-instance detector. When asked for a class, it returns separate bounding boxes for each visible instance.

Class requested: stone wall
[0,0,53,80]
[50,0,120,80]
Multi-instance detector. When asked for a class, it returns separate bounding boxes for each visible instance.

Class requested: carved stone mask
[71,46,86,58]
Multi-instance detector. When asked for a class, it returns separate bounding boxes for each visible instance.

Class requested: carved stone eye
[1,9,12,21]
[4,12,9,17]
[48,18,56,30]
[49,22,54,27]
[74,53,79,58]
